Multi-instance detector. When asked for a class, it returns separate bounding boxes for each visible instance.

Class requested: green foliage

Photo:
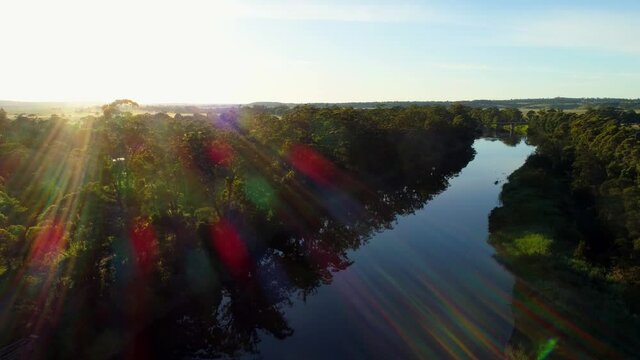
[101,99,139,118]
[528,107,640,275]
[0,108,7,131]
[490,107,640,358]
[511,233,553,256]
[0,101,484,357]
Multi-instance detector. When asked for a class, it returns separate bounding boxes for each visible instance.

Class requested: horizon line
[2,96,640,107]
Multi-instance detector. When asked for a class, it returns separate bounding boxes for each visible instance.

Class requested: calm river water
[249,138,536,359]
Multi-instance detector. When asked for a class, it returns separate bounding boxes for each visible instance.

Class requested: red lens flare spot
[129,218,158,274]
[211,218,250,278]
[208,141,234,167]
[288,144,337,185]
[29,222,66,266]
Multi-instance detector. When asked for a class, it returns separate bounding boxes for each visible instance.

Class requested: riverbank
[489,151,640,359]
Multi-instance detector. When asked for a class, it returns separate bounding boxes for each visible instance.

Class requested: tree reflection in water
[147,133,476,359]
[0,105,482,358]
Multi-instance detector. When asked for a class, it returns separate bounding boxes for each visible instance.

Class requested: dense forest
[489,107,640,358]
[0,102,530,358]
[2,102,639,358]
[3,97,639,121]
[133,98,640,117]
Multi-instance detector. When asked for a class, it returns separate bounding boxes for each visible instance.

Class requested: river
[248,138,536,359]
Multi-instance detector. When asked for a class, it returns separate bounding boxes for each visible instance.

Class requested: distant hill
[0,100,100,109]
[248,98,640,110]
[2,98,639,117]
[0,101,102,118]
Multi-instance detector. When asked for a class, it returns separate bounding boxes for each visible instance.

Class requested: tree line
[526,107,640,275]
[489,107,640,358]
[0,102,526,358]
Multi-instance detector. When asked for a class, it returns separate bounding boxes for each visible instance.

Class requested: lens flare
[128,217,158,275]
[288,144,337,186]
[537,338,558,360]
[208,140,235,167]
[28,221,66,267]
[243,176,277,211]
[211,218,251,279]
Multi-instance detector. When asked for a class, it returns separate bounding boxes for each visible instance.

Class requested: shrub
[512,233,553,256]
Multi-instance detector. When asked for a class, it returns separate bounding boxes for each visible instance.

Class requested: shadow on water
[1,128,480,359]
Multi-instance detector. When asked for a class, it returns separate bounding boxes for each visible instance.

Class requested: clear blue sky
[2,0,639,103]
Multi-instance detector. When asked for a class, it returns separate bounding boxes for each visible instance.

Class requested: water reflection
[171,133,478,359]
[1,129,482,359]
[253,138,535,359]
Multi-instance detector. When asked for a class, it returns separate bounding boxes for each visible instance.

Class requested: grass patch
[511,233,552,256]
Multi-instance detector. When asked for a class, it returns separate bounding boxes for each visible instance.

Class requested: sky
[1,0,639,103]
